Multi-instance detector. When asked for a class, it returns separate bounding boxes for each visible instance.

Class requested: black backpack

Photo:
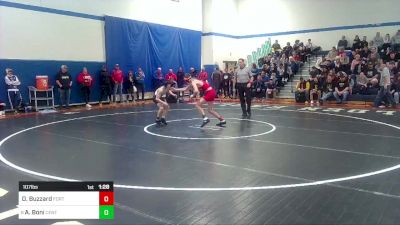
[295,91,306,103]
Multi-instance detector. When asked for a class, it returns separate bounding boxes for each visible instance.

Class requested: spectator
[350,54,363,75]
[327,47,338,61]
[176,67,185,100]
[272,40,281,52]
[99,65,112,106]
[391,30,400,51]
[356,72,369,94]
[334,56,346,73]
[338,35,348,49]
[293,40,300,51]
[368,47,380,65]
[198,68,208,82]
[4,68,21,112]
[222,68,231,98]
[305,39,314,52]
[309,75,321,106]
[252,75,266,100]
[363,61,380,87]
[283,42,293,57]
[310,66,321,78]
[189,67,198,78]
[126,71,136,102]
[360,46,371,61]
[385,51,400,63]
[382,33,391,51]
[298,42,307,62]
[250,63,259,80]
[374,62,396,108]
[352,35,362,50]
[230,68,238,98]
[360,36,368,48]
[56,65,72,109]
[77,67,94,108]
[165,69,177,82]
[292,53,301,63]
[339,53,350,69]
[295,76,309,103]
[320,75,335,104]
[135,67,145,101]
[153,67,164,89]
[274,67,283,88]
[266,79,276,99]
[269,64,277,83]
[112,64,124,103]
[264,55,272,66]
[289,57,299,76]
[373,32,384,49]
[369,40,378,50]
[334,72,350,104]
[211,67,222,97]
[262,64,269,74]
[388,61,399,81]
[392,75,400,104]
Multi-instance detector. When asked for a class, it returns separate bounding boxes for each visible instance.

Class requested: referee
[235,58,254,118]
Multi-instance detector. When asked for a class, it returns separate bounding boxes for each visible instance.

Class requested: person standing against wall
[77,67,94,108]
[99,65,112,106]
[235,58,254,118]
[4,68,22,112]
[135,67,145,101]
[165,69,177,82]
[211,67,222,97]
[112,64,124,103]
[56,65,72,109]
[222,68,231,98]
[176,67,185,101]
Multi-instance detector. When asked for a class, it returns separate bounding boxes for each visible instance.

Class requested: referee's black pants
[237,83,252,116]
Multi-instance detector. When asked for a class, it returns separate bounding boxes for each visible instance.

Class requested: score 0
[99,191,114,220]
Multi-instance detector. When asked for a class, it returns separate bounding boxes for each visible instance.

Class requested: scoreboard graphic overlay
[18,182,114,220]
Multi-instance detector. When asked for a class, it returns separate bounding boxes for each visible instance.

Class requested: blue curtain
[105,16,201,91]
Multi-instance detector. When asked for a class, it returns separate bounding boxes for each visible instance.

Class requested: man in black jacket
[99,65,112,105]
[56,65,72,108]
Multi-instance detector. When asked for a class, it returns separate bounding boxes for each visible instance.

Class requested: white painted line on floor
[144,118,276,140]
[1,108,400,192]
[52,221,84,225]
[188,125,223,131]
[63,112,80,115]
[0,208,18,220]
[0,187,8,197]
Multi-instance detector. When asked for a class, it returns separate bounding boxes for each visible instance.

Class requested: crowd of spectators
[295,31,400,108]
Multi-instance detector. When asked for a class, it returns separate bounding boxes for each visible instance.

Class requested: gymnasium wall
[0,0,202,105]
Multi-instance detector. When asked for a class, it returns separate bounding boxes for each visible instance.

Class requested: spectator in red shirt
[198,67,208,82]
[77,67,94,108]
[165,69,177,82]
[112,64,124,103]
